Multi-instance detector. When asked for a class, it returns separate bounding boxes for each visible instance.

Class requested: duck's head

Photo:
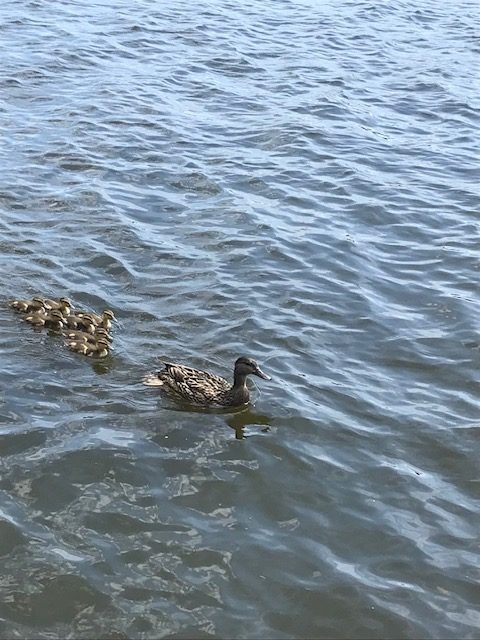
[234,356,271,380]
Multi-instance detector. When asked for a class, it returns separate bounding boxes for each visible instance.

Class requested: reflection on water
[157,396,273,439]
[226,408,272,439]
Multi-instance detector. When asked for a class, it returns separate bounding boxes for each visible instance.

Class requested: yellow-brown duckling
[62,327,112,343]
[9,296,46,313]
[76,309,116,330]
[40,297,73,316]
[63,314,96,332]
[25,309,65,331]
[66,336,110,358]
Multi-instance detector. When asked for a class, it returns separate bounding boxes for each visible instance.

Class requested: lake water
[0,1,479,638]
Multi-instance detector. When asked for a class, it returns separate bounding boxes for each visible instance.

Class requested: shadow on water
[90,357,115,375]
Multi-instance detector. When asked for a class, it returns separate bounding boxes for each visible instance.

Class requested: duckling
[40,297,73,316]
[25,309,65,331]
[9,296,46,313]
[92,327,113,343]
[143,356,271,407]
[62,327,112,343]
[76,309,116,330]
[66,337,110,358]
[63,314,96,332]
[24,309,47,326]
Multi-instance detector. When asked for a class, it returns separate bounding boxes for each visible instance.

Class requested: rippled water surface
[1,0,479,638]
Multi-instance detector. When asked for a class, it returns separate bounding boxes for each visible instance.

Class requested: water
[1,0,479,638]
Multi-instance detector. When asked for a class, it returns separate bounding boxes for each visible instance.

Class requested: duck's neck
[231,371,250,404]
[233,370,247,389]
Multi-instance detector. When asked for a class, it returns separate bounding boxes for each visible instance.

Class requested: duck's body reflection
[158,400,272,439]
[227,408,272,439]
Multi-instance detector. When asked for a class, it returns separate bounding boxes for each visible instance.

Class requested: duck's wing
[143,361,184,387]
[160,361,229,387]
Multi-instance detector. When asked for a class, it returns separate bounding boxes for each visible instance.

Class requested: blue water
[0,1,479,638]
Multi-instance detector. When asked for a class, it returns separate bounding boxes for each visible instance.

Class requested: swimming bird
[143,356,271,407]
[63,314,96,332]
[62,327,112,343]
[75,309,116,329]
[66,337,110,358]
[25,309,65,330]
[40,297,73,316]
[9,296,46,313]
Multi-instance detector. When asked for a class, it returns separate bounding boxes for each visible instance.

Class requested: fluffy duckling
[9,296,46,313]
[143,356,271,407]
[76,309,116,330]
[63,327,112,343]
[63,314,96,332]
[91,327,113,343]
[66,337,110,358]
[25,309,65,331]
[40,297,73,316]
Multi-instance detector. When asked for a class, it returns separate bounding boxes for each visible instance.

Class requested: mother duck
[143,356,271,407]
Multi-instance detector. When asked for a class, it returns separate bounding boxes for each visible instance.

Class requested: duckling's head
[59,297,72,312]
[96,337,110,350]
[50,310,65,320]
[103,310,116,322]
[95,328,112,341]
[84,321,96,334]
[234,356,271,380]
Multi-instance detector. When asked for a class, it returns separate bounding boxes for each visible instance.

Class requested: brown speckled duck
[143,356,271,407]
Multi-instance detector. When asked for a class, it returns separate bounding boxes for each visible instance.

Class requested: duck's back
[151,361,231,405]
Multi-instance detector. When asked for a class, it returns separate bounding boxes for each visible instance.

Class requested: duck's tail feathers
[143,373,164,387]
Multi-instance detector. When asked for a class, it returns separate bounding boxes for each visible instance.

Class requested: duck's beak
[254,366,271,380]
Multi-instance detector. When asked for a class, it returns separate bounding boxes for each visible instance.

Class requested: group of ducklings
[9,296,116,358]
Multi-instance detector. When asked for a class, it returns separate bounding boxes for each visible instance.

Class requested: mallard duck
[25,309,65,330]
[76,309,116,330]
[40,297,73,316]
[66,337,110,358]
[62,327,112,343]
[9,296,46,313]
[143,356,271,407]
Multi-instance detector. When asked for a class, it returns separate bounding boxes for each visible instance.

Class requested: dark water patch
[0,429,47,457]
[0,519,26,556]
[1,573,111,626]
